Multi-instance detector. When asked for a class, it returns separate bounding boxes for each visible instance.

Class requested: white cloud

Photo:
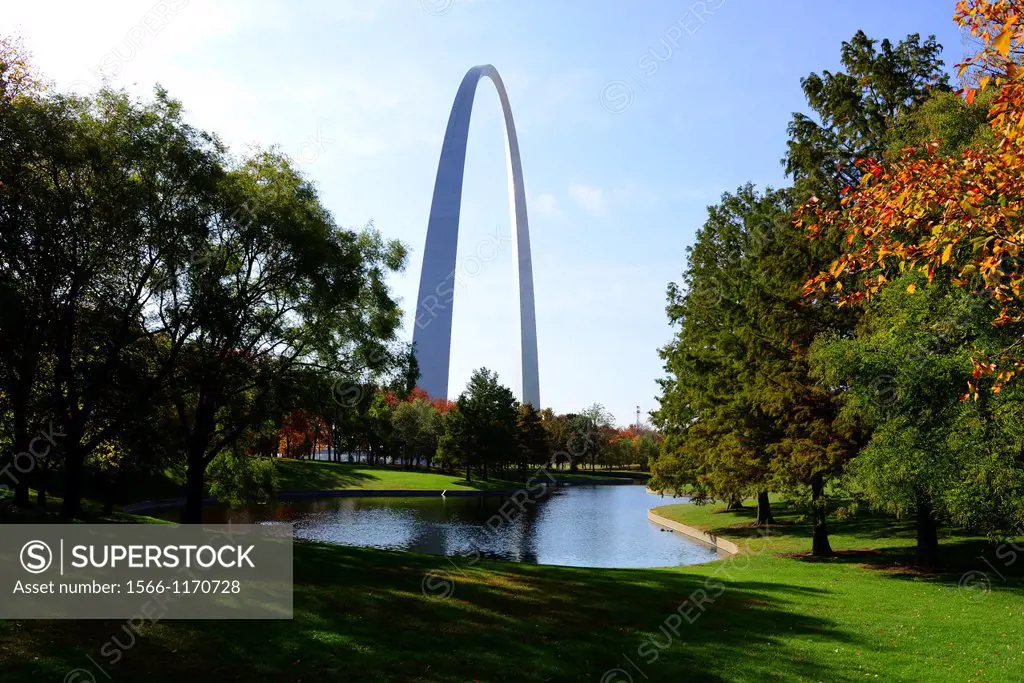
[569,183,608,218]
[533,192,562,218]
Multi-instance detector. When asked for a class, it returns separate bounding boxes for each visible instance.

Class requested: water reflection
[182,485,722,568]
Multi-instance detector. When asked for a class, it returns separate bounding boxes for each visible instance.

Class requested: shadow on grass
[798,537,1024,591]
[1,542,866,683]
[274,460,515,492]
[274,459,380,490]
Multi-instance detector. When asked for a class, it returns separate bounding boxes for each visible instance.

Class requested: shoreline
[122,478,644,514]
[647,509,740,555]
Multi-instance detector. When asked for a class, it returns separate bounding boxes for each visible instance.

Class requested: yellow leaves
[801,5,1024,395]
[995,28,1014,57]
[994,15,1020,57]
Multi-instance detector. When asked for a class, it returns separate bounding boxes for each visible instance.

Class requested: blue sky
[5,0,968,426]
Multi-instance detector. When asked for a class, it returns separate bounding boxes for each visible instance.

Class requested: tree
[153,149,407,523]
[803,3,1024,391]
[436,407,469,478]
[653,186,790,524]
[455,368,519,480]
[516,403,548,477]
[540,408,573,469]
[0,78,226,517]
[798,0,1024,564]
[812,275,1024,567]
[784,30,948,202]
[770,29,949,550]
[0,36,47,508]
[0,35,412,521]
[655,30,948,550]
[392,397,441,468]
[575,403,614,471]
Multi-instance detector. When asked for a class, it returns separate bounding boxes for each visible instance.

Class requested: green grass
[273,459,647,493]
[4,495,1024,681]
[274,459,518,492]
[652,494,927,555]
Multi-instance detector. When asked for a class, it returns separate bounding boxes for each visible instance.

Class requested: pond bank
[647,509,739,554]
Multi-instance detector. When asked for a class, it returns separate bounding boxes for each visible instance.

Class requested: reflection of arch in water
[413,65,540,408]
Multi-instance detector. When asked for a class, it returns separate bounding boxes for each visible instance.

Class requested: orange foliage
[801,0,1024,392]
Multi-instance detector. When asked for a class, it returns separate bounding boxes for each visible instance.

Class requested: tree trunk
[183,451,206,524]
[102,474,115,516]
[725,497,745,511]
[11,411,32,508]
[61,434,86,519]
[464,461,472,483]
[755,490,775,526]
[810,474,832,557]
[915,496,940,570]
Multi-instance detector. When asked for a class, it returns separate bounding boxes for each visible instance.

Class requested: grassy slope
[273,460,641,493]
[274,460,518,492]
[4,498,1024,681]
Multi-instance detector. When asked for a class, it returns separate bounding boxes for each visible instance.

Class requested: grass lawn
[4,494,1024,681]
[273,460,644,494]
[273,459,520,493]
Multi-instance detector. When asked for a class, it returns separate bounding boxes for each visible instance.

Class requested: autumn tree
[801,0,1024,563]
[656,30,947,552]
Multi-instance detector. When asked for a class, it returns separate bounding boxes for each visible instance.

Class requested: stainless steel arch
[412,64,540,407]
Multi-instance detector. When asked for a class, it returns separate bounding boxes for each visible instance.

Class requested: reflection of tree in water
[185,486,719,568]
[467,488,552,564]
[508,490,543,564]
[405,513,450,556]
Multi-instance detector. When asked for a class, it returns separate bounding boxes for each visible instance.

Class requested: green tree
[653,185,790,524]
[812,276,1024,567]
[784,31,948,202]
[392,397,441,468]
[516,403,548,477]
[436,407,469,479]
[455,368,519,480]
[767,31,949,550]
[574,404,614,471]
[883,88,996,159]
[805,75,1010,567]
[0,80,225,516]
[155,149,407,523]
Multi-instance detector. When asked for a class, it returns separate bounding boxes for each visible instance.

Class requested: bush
[208,450,278,507]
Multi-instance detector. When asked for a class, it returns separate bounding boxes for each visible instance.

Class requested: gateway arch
[413,65,540,408]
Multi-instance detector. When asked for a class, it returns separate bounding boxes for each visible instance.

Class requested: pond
[175,484,723,568]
